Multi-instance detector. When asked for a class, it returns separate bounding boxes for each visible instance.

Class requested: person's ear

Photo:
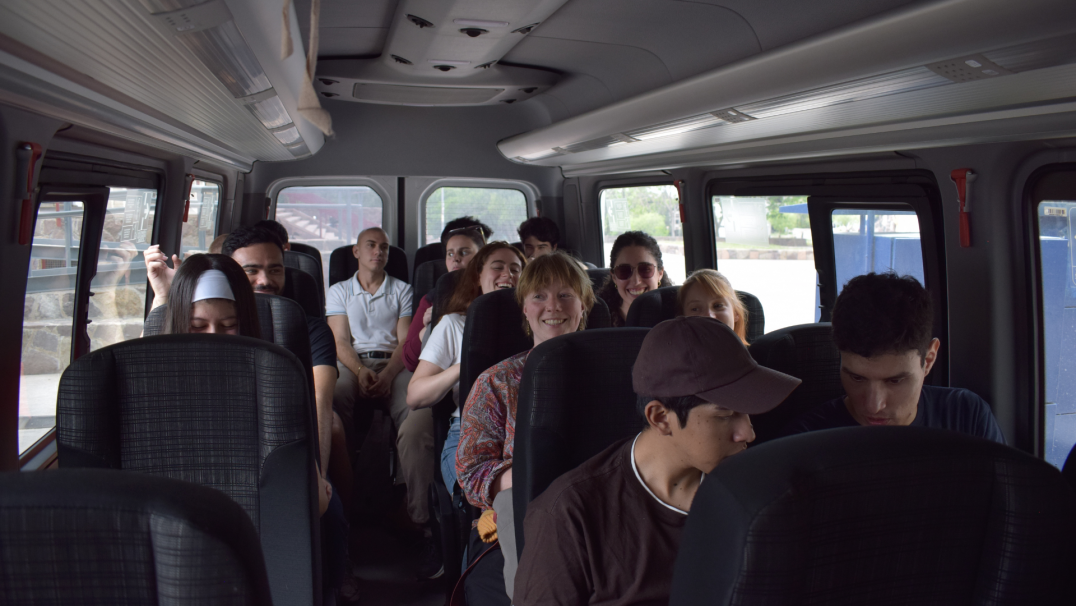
[922,338,941,374]
[352,244,360,259]
[645,400,675,436]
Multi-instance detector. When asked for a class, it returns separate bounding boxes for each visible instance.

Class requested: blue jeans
[441,417,460,492]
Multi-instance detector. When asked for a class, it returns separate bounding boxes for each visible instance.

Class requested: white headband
[192,269,235,303]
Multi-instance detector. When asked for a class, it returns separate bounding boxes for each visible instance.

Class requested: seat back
[671,427,1076,606]
[413,259,449,317]
[586,268,610,293]
[289,242,324,279]
[56,334,320,606]
[283,266,323,318]
[430,270,462,327]
[0,469,274,605]
[624,286,766,342]
[413,242,444,279]
[329,244,409,287]
[513,328,650,558]
[747,323,843,444]
[459,290,612,408]
[284,250,325,309]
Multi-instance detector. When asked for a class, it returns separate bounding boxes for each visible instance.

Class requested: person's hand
[422,306,433,328]
[143,244,179,300]
[368,370,392,398]
[318,475,333,516]
[357,366,379,396]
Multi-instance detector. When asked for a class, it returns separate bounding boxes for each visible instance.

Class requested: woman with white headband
[165,254,260,338]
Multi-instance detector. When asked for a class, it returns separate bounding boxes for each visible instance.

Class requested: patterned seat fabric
[282,266,324,318]
[412,242,444,280]
[513,327,651,559]
[0,468,273,606]
[284,250,325,310]
[625,285,766,342]
[288,242,324,279]
[747,322,843,444]
[329,244,408,287]
[56,334,319,606]
[671,427,1076,606]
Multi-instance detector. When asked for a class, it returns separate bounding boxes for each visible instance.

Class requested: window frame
[183,172,225,252]
[418,178,538,247]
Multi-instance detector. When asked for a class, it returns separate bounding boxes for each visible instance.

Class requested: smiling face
[667,403,755,473]
[522,277,585,346]
[445,234,480,272]
[613,245,663,315]
[353,229,389,272]
[680,283,736,331]
[230,242,285,295]
[840,339,939,427]
[479,248,523,294]
[189,298,239,335]
[522,236,555,260]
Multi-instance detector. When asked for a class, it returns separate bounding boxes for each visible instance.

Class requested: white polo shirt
[326,272,413,354]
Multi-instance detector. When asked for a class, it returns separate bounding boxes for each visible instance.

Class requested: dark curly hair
[253,219,289,245]
[517,216,561,247]
[597,231,673,326]
[831,272,933,362]
[223,225,284,257]
[166,254,260,339]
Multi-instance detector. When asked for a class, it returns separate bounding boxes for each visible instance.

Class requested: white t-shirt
[326,273,413,354]
[419,312,466,417]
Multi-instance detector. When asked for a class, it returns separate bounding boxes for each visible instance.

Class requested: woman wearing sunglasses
[597,231,673,327]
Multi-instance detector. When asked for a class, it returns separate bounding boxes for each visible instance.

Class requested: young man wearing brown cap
[513,316,801,606]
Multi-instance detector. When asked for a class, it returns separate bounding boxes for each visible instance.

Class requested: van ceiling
[299,0,918,120]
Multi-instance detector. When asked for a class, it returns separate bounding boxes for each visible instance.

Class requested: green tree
[631,212,669,236]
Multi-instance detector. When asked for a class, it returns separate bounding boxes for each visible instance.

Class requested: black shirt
[307,315,337,370]
[789,385,1006,444]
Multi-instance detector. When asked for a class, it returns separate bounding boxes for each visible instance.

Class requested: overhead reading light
[513,23,540,34]
[460,28,489,38]
[624,114,725,141]
[407,14,434,28]
[140,0,310,154]
[433,65,456,72]
[454,19,511,28]
[392,55,413,65]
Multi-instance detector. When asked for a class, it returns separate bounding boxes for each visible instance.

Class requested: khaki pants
[334,358,433,525]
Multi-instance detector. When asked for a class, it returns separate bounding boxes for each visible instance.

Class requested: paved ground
[18,373,61,454]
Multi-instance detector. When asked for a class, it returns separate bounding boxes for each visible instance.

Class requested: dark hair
[636,394,707,429]
[441,242,526,318]
[517,217,560,247]
[166,254,260,339]
[832,272,934,361]
[223,225,284,257]
[253,220,289,244]
[442,226,487,251]
[597,231,674,326]
[441,216,493,247]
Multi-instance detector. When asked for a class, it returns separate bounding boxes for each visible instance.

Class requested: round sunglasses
[612,262,657,280]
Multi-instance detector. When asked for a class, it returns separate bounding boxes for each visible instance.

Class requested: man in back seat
[787,272,1005,442]
[514,317,800,605]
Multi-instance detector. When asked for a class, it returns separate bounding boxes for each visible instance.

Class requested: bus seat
[1062,443,1076,490]
[0,468,274,605]
[512,327,651,559]
[284,266,324,318]
[671,427,1076,606]
[586,268,610,293]
[413,243,444,280]
[624,286,766,343]
[328,244,409,287]
[284,249,326,310]
[430,269,462,327]
[289,242,324,279]
[747,323,842,445]
[56,334,321,606]
[510,241,523,251]
[413,259,449,318]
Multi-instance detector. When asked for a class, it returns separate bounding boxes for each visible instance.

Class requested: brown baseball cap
[633,316,801,415]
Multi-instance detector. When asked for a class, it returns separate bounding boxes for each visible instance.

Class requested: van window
[179,180,221,258]
[712,196,815,331]
[601,185,684,284]
[832,208,924,293]
[1037,200,1076,468]
[424,187,527,246]
[277,185,384,286]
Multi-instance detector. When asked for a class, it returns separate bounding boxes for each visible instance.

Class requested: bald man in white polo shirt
[327,227,438,576]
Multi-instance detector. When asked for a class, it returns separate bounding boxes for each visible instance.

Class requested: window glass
[601,186,685,284]
[712,196,815,331]
[424,187,527,247]
[179,180,220,258]
[832,208,923,294]
[1037,200,1076,468]
[20,201,85,455]
[278,185,383,288]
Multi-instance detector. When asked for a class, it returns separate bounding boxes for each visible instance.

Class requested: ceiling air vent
[460,28,488,38]
[321,92,338,98]
[318,79,338,86]
[710,108,756,123]
[513,23,540,35]
[433,65,456,72]
[391,55,413,65]
[520,87,537,93]
[926,54,1013,82]
[351,83,504,105]
[407,14,434,28]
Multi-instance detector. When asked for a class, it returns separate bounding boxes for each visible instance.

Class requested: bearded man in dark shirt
[514,317,801,606]
[789,272,1005,443]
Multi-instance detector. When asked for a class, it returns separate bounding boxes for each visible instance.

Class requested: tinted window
[832,208,924,293]
[424,187,527,246]
[1037,200,1076,468]
[179,180,220,258]
[601,185,684,284]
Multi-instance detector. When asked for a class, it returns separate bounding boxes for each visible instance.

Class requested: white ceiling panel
[318,27,390,57]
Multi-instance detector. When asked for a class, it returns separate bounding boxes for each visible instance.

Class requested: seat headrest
[430,270,462,325]
[671,427,1076,605]
[284,249,326,310]
[625,286,679,327]
[738,291,765,343]
[413,242,444,278]
[329,244,410,287]
[586,268,610,293]
[283,266,323,318]
[413,260,449,315]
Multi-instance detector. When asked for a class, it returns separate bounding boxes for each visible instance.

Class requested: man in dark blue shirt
[788,272,1005,443]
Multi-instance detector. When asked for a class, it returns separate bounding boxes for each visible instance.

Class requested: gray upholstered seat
[284,249,325,310]
[624,285,766,342]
